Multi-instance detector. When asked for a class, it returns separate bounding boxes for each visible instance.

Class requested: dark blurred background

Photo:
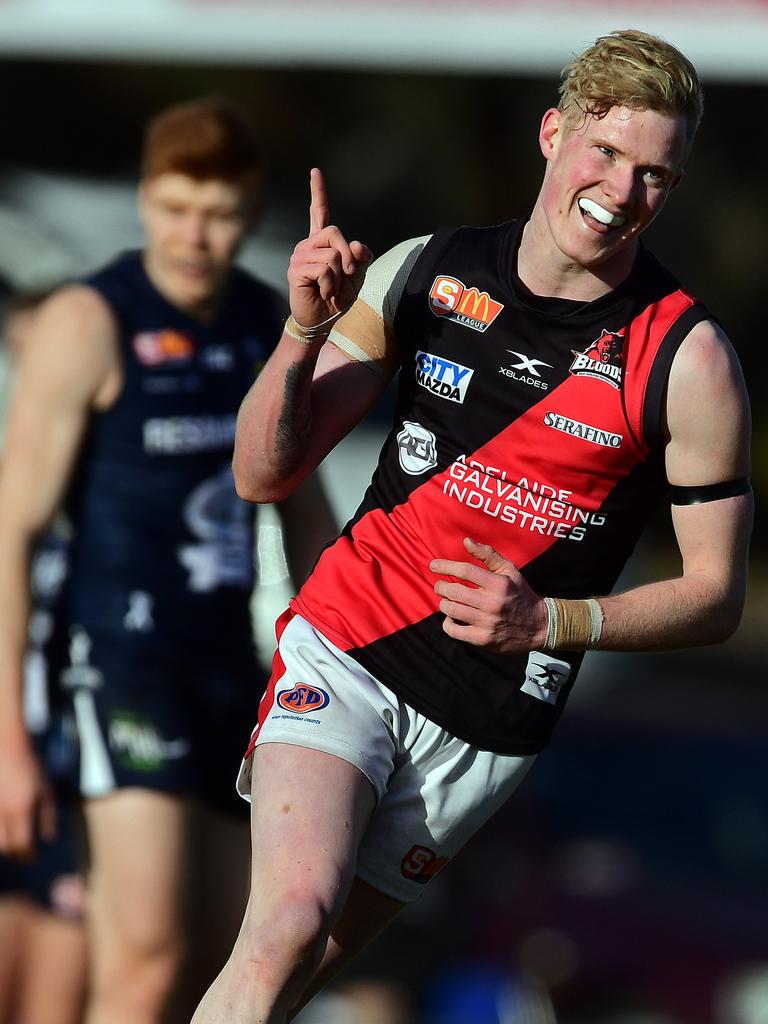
[0,4,765,1021]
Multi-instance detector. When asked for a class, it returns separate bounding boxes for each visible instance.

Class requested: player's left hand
[431,537,548,654]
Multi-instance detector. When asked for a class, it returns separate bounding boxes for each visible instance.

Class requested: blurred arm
[0,286,119,855]
[275,471,339,589]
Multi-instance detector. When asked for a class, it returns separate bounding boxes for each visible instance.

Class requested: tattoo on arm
[274,361,315,476]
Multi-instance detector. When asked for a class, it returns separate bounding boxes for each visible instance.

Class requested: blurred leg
[0,897,27,1024]
[162,801,251,1023]
[84,788,185,1024]
[18,901,88,1024]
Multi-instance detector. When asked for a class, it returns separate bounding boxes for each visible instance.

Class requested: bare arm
[0,286,119,856]
[597,318,752,649]
[233,168,391,504]
[431,319,752,655]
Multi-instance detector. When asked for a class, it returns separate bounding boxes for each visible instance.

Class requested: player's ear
[539,108,563,160]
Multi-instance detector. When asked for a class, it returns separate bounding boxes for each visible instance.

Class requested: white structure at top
[0,0,767,81]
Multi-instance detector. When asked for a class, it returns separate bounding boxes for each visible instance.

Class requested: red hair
[141,96,262,185]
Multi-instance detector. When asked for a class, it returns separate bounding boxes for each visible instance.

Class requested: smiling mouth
[578,197,626,229]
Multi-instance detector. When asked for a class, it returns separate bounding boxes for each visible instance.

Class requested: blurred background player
[0,283,87,1024]
[0,98,337,1024]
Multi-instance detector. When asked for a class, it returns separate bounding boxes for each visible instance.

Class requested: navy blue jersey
[57,252,283,651]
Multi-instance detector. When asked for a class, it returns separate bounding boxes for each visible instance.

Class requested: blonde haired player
[193,31,751,1024]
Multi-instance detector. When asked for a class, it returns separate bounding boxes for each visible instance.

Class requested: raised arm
[431,319,753,656]
[233,169,390,503]
[0,286,119,857]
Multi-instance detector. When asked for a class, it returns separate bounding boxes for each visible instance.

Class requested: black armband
[669,477,752,505]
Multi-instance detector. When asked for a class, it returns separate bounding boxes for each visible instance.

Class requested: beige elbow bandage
[542,597,605,652]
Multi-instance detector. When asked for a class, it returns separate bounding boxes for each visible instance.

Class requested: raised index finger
[309,167,330,234]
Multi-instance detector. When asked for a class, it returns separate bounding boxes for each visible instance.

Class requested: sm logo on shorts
[276,684,330,714]
[401,845,450,884]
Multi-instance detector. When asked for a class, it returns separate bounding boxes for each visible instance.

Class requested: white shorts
[237,613,536,903]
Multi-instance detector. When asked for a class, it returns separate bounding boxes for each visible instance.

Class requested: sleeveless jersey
[292,219,710,754]
[58,252,283,653]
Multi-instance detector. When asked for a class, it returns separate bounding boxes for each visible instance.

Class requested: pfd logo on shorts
[276,684,330,714]
[133,330,196,366]
[401,845,450,884]
[429,276,504,333]
[570,329,624,388]
[397,421,438,475]
[416,351,474,403]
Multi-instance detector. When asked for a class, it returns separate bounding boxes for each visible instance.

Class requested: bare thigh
[246,742,377,932]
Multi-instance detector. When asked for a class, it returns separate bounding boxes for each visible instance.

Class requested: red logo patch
[133,330,196,366]
[401,844,450,884]
[429,276,504,333]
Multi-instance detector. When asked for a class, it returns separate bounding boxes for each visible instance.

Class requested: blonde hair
[558,29,703,151]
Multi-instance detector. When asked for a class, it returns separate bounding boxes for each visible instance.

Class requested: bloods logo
[415,351,474,403]
[277,684,330,714]
[570,329,624,388]
[429,276,504,333]
[401,845,450,884]
[133,330,196,366]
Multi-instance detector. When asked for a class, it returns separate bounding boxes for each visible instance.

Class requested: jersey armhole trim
[641,303,710,448]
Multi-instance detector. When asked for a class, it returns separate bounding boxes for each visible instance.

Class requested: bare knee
[237,888,332,994]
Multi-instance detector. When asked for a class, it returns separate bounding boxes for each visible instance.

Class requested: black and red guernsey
[292,219,709,754]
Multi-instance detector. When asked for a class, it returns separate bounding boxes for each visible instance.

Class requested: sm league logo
[276,684,330,714]
[429,275,504,333]
[401,845,450,884]
[570,329,625,389]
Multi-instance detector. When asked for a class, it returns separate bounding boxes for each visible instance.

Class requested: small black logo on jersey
[570,330,624,389]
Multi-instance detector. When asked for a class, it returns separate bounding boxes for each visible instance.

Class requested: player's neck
[517,212,637,303]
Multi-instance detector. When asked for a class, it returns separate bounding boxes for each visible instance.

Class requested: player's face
[536,105,686,272]
[140,173,255,315]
